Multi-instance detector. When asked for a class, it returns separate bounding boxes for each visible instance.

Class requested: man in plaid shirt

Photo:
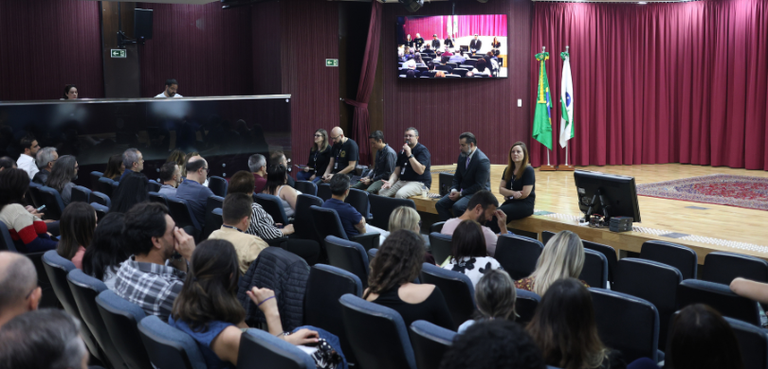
[114,202,196,321]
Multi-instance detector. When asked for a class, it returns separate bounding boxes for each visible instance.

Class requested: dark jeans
[488,199,534,233]
[435,193,473,221]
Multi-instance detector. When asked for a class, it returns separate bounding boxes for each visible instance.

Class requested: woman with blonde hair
[514,230,586,296]
[388,205,420,233]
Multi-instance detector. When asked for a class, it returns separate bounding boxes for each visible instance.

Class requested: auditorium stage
[417,163,768,264]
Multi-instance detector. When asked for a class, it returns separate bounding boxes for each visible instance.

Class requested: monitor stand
[583,188,611,224]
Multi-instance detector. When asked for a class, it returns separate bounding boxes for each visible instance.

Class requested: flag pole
[557,45,574,171]
[539,45,555,171]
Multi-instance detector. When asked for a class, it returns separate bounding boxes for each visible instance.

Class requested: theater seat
[325,236,370,288]
[420,263,474,330]
[495,235,544,280]
[409,320,456,369]
[515,289,541,326]
[239,328,316,369]
[96,290,152,369]
[137,315,206,369]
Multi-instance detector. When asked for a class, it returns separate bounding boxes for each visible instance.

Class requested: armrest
[351,231,380,251]
[431,221,446,233]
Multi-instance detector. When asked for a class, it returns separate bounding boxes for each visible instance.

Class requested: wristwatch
[408,154,414,159]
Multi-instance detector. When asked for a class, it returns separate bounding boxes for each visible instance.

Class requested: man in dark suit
[470,34,483,55]
[444,36,455,49]
[431,34,441,51]
[435,132,491,221]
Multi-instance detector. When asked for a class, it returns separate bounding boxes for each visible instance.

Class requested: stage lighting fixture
[399,0,424,12]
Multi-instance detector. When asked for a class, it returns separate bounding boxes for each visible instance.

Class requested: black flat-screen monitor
[396,14,508,79]
[574,170,641,223]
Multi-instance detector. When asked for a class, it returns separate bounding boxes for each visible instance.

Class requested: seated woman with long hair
[47,155,79,206]
[262,164,299,218]
[297,129,331,183]
[515,230,586,296]
[110,171,149,213]
[364,229,454,330]
[0,169,57,252]
[56,202,97,270]
[169,239,321,369]
[82,212,128,289]
[663,304,743,369]
[102,154,124,181]
[441,220,502,286]
[527,278,625,369]
[458,269,517,333]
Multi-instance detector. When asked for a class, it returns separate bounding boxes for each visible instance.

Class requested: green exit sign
[326,59,339,67]
[110,49,127,58]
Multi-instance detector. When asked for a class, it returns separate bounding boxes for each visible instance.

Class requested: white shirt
[154,92,183,98]
[16,154,39,179]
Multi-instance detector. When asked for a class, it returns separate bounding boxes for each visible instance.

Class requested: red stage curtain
[404,15,507,40]
[530,0,768,170]
[345,1,382,165]
[404,16,447,39]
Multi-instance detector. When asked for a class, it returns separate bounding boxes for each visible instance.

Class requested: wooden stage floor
[417,163,768,263]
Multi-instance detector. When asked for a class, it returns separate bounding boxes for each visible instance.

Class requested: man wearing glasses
[0,252,42,327]
[176,156,214,231]
[321,126,359,183]
[379,127,432,199]
[120,148,145,182]
[15,135,40,180]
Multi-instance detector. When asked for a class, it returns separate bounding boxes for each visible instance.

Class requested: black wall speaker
[134,8,153,42]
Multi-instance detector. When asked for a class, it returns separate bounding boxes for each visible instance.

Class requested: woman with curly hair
[364,229,454,330]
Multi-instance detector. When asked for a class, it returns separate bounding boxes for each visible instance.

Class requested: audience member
[458,269,516,333]
[442,219,502,284]
[114,202,195,320]
[322,174,369,238]
[155,78,182,98]
[263,164,298,218]
[82,213,128,290]
[527,278,624,369]
[227,171,320,265]
[436,132,491,220]
[388,205,420,233]
[379,127,432,199]
[102,153,124,181]
[405,69,417,79]
[15,135,40,179]
[158,162,180,197]
[472,58,490,76]
[352,130,397,194]
[176,155,214,229]
[119,148,144,182]
[414,52,424,65]
[515,231,586,295]
[0,156,15,170]
[364,229,454,330]
[168,239,320,368]
[298,129,332,184]
[494,141,535,232]
[441,190,507,256]
[664,304,743,369]
[47,155,78,206]
[0,252,42,327]
[247,153,268,193]
[441,320,545,369]
[208,193,268,274]
[322,126,359,183]
[470,34,482,54]
[166,148,186,173]
[56,202,96,270]
[438,55,454,74]
[269,150,296,188]
[32,147,57,185]
[0,169,57,252]
[62,84,78,100]
[110,171,149,213]
[448,52,466,65]
[0,309,89,369]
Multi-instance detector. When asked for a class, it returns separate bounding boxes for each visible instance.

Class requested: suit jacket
[470,39,482,52]
[444,38,454,48]
[451,148,491,196]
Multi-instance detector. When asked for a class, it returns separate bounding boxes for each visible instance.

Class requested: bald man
[176,156,214,230]
[322,127,359,183]
[0,252,42,327]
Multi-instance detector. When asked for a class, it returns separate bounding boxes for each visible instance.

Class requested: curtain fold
[530,0,768,170]
[404,15,507,39]
[345,0,382,165]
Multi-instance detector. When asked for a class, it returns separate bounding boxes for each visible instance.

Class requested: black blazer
[451,148,491,196]
[470,39,482,52]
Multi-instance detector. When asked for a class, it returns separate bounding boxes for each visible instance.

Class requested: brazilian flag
[532,52,553,151]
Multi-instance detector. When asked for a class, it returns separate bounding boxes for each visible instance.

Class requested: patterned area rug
[636,174,768,211]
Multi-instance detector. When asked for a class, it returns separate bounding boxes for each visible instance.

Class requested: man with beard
[114,202,196,321]
[440,190,507,257]
[435,132,490,221]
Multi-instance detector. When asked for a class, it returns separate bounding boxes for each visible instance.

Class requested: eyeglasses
[314,134,323,137]
[202,167,210,172]
[330,135,340,140]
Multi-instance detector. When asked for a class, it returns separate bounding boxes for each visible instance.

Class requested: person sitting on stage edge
[297,129,332,184]
[492,141,535,233]
[379,127,432,199]
[441,190,508,257]
[352,130,397,194]
[515,230,587,295]
[0,169,57,253]
[436,132,491,221]
[322,126,359,183]
[176,156,214,230]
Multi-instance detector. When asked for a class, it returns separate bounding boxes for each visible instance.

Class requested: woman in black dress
[491,37,501,56]
[298,128,331,183]
[497,141,535,223]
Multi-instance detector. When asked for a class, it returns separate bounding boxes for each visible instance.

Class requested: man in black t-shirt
[379,127,431,199]
[321,126,359,183]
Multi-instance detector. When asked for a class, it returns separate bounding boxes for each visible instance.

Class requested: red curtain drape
[530,0,768,170]
[404,15,507,39]
[345,0,382,165]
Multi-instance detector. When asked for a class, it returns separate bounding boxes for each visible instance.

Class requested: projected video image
[396,14,508,79]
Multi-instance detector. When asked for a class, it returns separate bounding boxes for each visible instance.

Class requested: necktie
[465,155,471,169]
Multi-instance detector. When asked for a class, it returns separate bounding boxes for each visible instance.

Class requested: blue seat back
[166,196,200,230]
[137,315,206,369]
[255,193,289,224]
[420,263,474,330]
[295,194,324,242]
[90,191,112,209]
[676,279,760,326]
[97,177,116,198]
[38,185,65,219]
[582,240,618,286]
[428,233,452,266]
[90,171,104,189]
[71,185,92,204]
[95,290,152,369]
[495,235,544,280]
[27,182,44,208]
[641,240,698,279]
[310,205,347,241]
[318,183,333,201]
[515,289,541,325]
[590,288,660,362]
[345,188,370,218]
[148,191,167,207]
[368,194,415,230]
[0,221,18,252]
[324,236,370,288]
[724,316,768,369]
[208,176,228,197]
[239,328,316,369]
[90,203,109,221]
[339,294,417,369]
[295,180,318,196]
[147,180,162,193]
[579,248,609,289]
[409,320,456,369]
[703,251,768,286]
